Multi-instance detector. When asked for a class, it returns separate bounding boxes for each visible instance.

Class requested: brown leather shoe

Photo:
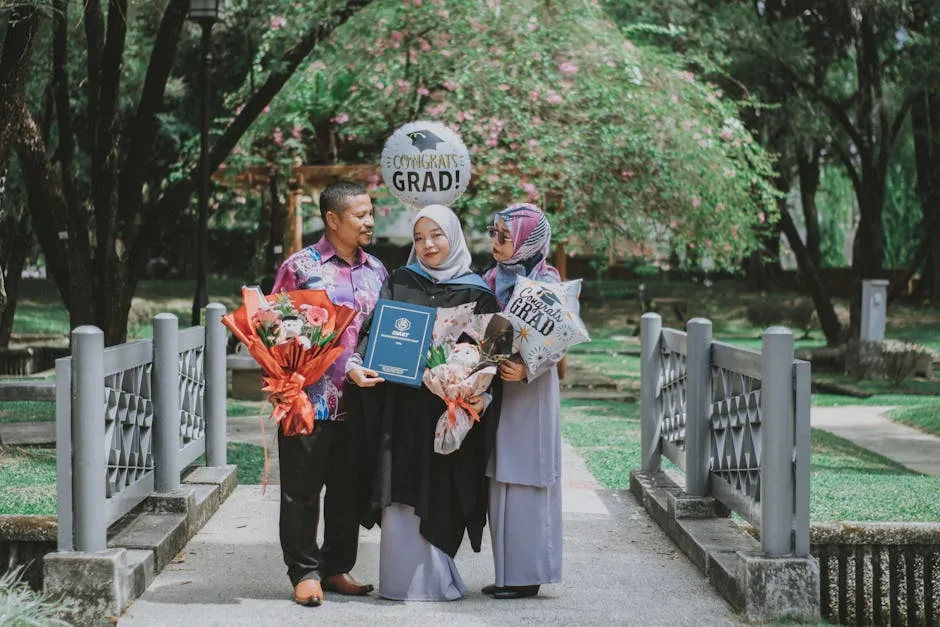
[321,573,374,596]
[293,579,323,606]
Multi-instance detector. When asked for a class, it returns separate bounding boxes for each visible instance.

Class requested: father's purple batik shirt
[271,237,387,421]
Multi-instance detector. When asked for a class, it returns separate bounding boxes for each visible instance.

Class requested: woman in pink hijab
[482,203,563,600]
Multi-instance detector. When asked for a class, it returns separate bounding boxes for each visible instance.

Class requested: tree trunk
[745,177,784,291]
[266,175,288,278]
[850,172,887,335]
[778,207,843,346]
[910,91,940,302]
[797,147,822,268]
[0,211,31,347]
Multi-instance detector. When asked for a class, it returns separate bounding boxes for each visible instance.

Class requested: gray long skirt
[378,504,467,601]
[489,479,563,587]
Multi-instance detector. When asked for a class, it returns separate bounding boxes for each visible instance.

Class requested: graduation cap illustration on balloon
[407,129,445,152]
[537,289,561,307]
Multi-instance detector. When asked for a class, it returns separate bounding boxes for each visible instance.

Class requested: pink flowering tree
[244,0,778,271]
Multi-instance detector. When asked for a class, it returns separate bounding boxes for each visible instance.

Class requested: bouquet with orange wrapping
[222,286,358,437]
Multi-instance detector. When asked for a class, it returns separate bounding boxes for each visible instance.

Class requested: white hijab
[406,204,473,283]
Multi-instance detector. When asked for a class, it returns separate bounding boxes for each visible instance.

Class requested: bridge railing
[54,303,229,552]
[640,313,811,557]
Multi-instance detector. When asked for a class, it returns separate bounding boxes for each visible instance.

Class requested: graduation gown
[346,267,502,558]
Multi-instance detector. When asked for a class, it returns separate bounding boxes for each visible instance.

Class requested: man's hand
[498,359,527,382]
[347,367,385,387]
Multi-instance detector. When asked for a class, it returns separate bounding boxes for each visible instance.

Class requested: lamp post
[190,0,220,326]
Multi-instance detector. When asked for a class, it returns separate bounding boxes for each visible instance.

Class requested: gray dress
[485,364,563,587]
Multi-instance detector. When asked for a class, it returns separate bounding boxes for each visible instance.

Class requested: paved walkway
[119,441,744,626]
[810,405,940,476]
[5,397,940,623]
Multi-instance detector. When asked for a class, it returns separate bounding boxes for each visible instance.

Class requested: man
[270,180,388,607]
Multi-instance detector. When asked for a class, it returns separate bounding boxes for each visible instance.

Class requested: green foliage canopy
[230,0,778,270]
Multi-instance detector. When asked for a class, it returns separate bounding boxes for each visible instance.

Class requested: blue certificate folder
[364,299,437,387]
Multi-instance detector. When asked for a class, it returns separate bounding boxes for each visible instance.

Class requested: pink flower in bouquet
[305,305,329,327]
[256,308,281,327]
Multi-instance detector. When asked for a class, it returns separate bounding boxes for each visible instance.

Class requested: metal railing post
[640,313,663,472]
[153,313,181,492]
[205,303,227,467]
[685,318,712,497]
[761,326,795,556]
[71,326,106,552]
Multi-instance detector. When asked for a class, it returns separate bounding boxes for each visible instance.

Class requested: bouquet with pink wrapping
[423,305,513,455]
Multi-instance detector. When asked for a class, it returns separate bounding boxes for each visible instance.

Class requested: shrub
[882,342,932,387]
[786,300,817,338]
[0,567,69,626]
[745,300,784,329]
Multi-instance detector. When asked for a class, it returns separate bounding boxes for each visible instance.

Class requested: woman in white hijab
[347,205,503,601]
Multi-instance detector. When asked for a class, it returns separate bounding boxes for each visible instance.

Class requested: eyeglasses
[487,226,512,245]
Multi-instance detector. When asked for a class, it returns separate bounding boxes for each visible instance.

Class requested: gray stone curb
[44,465,238,626]
[629,468,820,623]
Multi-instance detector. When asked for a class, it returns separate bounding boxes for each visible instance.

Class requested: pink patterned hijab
[483,203,561,307]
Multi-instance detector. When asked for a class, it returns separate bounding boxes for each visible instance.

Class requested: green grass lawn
[890,401,940,437]
[561,398,940,522]
[10,278,245,340]
[0,441,267,515]
[0,401,54,424]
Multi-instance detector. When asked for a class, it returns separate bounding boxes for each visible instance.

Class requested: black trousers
[278,420,358,586]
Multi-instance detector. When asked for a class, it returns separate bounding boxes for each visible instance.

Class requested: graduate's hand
[466,394,485,414]
[347,366,385,387]
[498,358,527,382]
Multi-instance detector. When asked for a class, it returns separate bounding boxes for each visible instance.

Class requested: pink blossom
[670,94,679,104]
[417,86,430,96]
[720,129,733,141]
[531,116,543,126]
[528,138,539,148]
[715,203,725,212]
[607,60,616,68]
[235,105,244,115]
[623,40,635,50]
[559,61,579,74]
[273,129,283,146]
[397,79,411,93]
[308,61,326,73]
[487,174,499,183]
[758,212,766,223]
[546,90,563,105]
[724,244,731,252]
[621,170,634,181]
[270,15,287,29]
[679,71,695,82]
[443,79,459,91]
[263,106,271,113]
[428,104,446,116]
[529,89,540,103]
[235,196,247,205]
[485,137,498,148]
[292,125,303,140]
[438,10,450,19]
[691,196,701,208]
[419,38,432,52]
[498,83,510,91]
[305,306,329,327]
[332,113,349,124]
[527,20,538,32]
